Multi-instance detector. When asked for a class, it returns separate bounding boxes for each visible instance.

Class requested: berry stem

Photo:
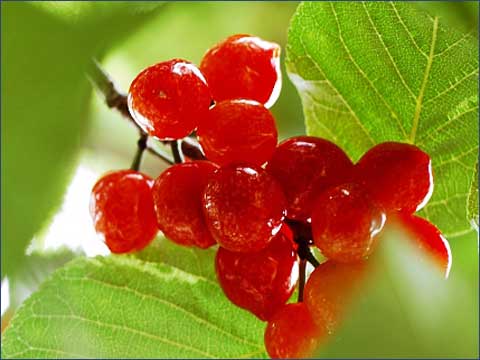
[287,219,320,268]
[298,258,306,302]
[181,137,206,160]
[131,134,148,171]
[299,246,320,268]
[145,147,174,165]
[170,140,184,164]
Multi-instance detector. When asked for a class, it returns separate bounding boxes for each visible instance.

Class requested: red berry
[200,34,281,107]
[266,136,354,221]
[203,164,286,252]
[304,261,367,333]
[390,213,452,277]
[128,59,211,140]
[197,100,278,166]
[215,232,298,321]
[152,161,219,249]
[264,302,325,358]
[356,142,433,213]
[90,170,158,253]
[312,183,385,263]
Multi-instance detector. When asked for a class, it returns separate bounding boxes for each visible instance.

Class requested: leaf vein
[390,2,429,59]
[363,3,417,101]
[409,16,438,143]
[31,313,216,358]
[297,36,375,145]
[330,2,405,138]
[59,275,260,348]
[424,69,479,106]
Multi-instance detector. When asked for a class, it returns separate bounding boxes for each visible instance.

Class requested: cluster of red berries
[90,34,451,358]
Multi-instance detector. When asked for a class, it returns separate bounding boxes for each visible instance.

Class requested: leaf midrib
[410,16,438,143]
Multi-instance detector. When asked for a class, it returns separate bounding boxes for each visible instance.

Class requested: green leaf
[467,162,478,230]
[1,2,163,277]
[286,2,478,244]
[317,230,479,358]
[1,239,267,358]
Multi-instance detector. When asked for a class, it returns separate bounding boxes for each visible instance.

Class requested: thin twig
[181,137,206,160]
[298,259,306,302]
[86,59,137,128]
[303,249,320,268]
[170,140,184,164]
[146,147,174,165]
[130,134,148,171]
[297,244,320,268]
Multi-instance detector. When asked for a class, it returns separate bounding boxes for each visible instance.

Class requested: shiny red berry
[264,302,325,359]
[200,34,281,107]
[152,161,219,249]
[128,59,211,140]
[304,261,367,333]
[356,142,433,213]
[215,232,298,321]
[312,183,385,263]
[90,170,158,254]
[203,164,286,253]
[197,100,278,166]
[266,136,354,221]
[391,213,452,277]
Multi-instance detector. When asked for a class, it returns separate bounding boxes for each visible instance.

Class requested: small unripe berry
[356,142,433,213]
[198,100,278,166]
[128,59,211,140]
[152,161,219,249]
[266,136,354,221]
[200,34,281,107]
[90,170,158,253]
[390,213,452,277]
[312,183,385,263]
[203,164,286,253]
[264,302,325,358]
[216,232,298,321]
[305,261,367,333]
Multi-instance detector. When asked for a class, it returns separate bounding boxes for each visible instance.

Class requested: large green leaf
[1,239,267,358]
[286,2,478,247]
[286,2,478,357]
[1,2,163,277]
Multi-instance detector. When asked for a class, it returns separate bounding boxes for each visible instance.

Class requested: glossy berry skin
[90,170,158,254]
[152,161,219,249]
[356,142,433,213]
[312,183,385,263]
[391,213,452,277]
[264,303,325,359]
[203,164,286,253]
[128,59,211,140]
[305,261,367,333]
[266,136,354,221]
[198,100,278,166]
[215,232,298,321]
[200,34,281,107]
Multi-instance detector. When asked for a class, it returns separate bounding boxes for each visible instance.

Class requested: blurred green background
[2,1,478,357]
